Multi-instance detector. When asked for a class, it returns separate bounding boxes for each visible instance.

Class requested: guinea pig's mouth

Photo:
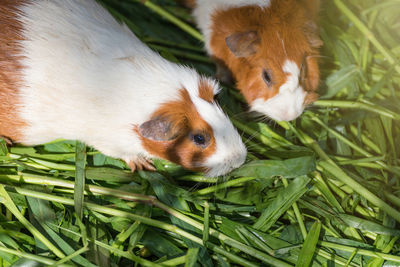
[203,166,234,177]
[202,154,247,177]
[250,86,308,121]
[250,102,305,122]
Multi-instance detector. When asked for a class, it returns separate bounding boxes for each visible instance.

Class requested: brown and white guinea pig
[187,0,323,121]
[0,0,247,176]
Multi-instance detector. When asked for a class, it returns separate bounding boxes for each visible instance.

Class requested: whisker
[300,59,307,84]
[277,32,288,58]
[245,143,266,150]
[230,110,252,119]
[188,182,202,193]
[306,54,330,60]
[243,132,259,145]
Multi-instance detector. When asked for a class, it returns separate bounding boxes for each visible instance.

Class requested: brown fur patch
[179,0,196,9]
[0,0,27,142]
[136,89,216,172]
[197,78,215,103]
[209,0,321,105]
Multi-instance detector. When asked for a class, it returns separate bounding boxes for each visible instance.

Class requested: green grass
[0,0,399,266]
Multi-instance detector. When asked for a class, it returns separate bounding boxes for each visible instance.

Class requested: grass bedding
[0,0,399,266]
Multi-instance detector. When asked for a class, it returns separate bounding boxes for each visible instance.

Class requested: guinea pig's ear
[300,0,320,21]
[138,116,180,141]
[301,0,323,48]
[304,21,323,48]
[225,31,260,58]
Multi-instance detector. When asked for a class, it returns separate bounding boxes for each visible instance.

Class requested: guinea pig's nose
[280,109,299,121]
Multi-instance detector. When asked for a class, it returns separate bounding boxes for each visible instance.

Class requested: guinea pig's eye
[190,132,210,148]
[193,134,205,145]
[262,69,273,87]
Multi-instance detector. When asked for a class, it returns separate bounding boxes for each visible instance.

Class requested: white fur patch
[188,83,247,176]
[250,60,307,121]
[15,0,246,175]
[192,0,271,53]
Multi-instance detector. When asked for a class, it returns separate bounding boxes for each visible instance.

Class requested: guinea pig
[188,0,323,121]
[0,0,247,176]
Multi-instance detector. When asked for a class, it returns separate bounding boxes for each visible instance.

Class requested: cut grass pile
[0,0,399,266]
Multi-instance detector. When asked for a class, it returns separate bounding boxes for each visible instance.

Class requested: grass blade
[253,176,311,231]
[0,185,65,259]
[74,141,87,220]
[295,221,321,267]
